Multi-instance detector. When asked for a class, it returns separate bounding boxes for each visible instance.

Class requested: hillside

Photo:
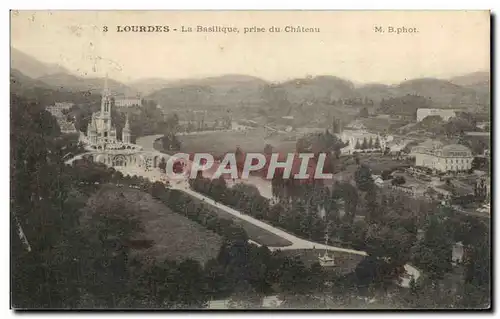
[450,71,490,87]
[147,74,269,110]
[10,69,100,106]
[10,68,52,91]
[83,185,223,265]
[128,77,178,95]
[10,49,490,115]
[354,83,398,102]
[450,71,490,102]
[397,78,485,109]
[274,76,356,104]
[38,73,138,97]
[11,47,71,78]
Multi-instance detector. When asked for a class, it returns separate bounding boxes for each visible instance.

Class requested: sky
[10,10,490,84]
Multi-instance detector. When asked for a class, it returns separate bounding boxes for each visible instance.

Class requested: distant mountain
[128,78,177,95]
[354,83,398,102]
[274,76,356,104]
[147,74,269,109]
[38,73,138,97]
[10,49,490,116]
[131,74,268,96]
[10,68,52,92]
[146,72,491,117]
[10,69,101,107]
[11,47,71,79]
[450,71,490,87]
[397,78,488,109]
[450,71,490,99]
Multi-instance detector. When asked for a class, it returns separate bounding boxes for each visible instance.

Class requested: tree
[165,113,180,133]
[161,133,181,151]
[391,176,406,186]
[471,156,488,171]
[264,144,273,155]
[409,277,418,296]
[361,137,368,150]
[381,170,393,180]
[474,179,488,201]
[334,183,359,225]
[368,137,373,149]
[462,234,490,308]
[158,157,167,173]
[359,107,369,118]
[365,187,380,223]
[374,136,381,149]
[413,214,453,283]
[354,165,374,192]
[355,139,361,150]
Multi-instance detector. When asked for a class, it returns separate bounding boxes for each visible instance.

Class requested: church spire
[124,113,130,131]
[89,113,97,131]
[122,113,131,144]
[103,73,109,95]
[101,73,111,115]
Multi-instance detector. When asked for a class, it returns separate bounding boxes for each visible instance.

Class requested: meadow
[83,185,223,265]
[177,129,298,158]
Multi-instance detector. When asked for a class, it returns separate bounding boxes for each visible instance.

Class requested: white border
[2,1,497,318]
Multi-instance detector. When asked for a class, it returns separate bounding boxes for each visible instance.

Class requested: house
[416,108,457,122]
[372,174,384,187]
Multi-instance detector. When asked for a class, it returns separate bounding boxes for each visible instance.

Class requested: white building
[452,242,465,266]
[115,97,142,108]
[372,175,385,187]
[416,108,457,122]
[411,140,473,172]
[46,102,74,113]
[45,103,77,134]
[59,121,77,134]
[476,121,490,130]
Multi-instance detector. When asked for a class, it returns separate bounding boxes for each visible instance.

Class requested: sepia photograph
[9,10,491,310]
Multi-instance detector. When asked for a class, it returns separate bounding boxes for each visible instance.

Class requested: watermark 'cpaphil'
[165,152,334,181]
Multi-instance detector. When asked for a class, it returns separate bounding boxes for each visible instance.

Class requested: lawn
[359,154,412,174]
[186,195,294,248]
[274,249,365,276]
[177,129,297,158]
[83,185,223,265]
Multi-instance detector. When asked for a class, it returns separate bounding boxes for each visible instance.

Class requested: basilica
[76,78,167,171]
[79,78,141,153]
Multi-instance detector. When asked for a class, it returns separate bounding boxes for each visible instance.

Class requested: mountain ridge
[11,47,71,79]
[38,72,138,97]
[11,47,490,113]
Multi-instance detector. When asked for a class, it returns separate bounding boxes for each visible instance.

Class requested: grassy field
[185,194,293,247]
[274,249,365,276]
[178,129,298,158]
[358,154,412,174]
[83,185,223,265]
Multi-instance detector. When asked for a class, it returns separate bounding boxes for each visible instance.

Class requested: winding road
[134,133,421,286]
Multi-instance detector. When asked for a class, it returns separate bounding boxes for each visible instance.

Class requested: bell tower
[99,75,113,140]
[122,113,131,144]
